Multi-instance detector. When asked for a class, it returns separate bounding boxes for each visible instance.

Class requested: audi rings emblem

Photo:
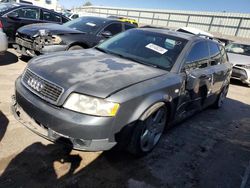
[27,77,44,92]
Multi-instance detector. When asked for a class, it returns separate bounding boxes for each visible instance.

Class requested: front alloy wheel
[214,85,229,108]
[128,106,167,156]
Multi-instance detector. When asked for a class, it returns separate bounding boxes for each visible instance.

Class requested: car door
[5,7,41,42]
[178,40,214,115]
[208,41,231,93]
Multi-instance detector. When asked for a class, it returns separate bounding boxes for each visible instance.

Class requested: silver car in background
[0,29,7,55]
[226,42,250,86]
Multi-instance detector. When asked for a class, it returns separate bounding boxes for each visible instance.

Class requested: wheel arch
[67,42,89,50]
[130,93,176,123]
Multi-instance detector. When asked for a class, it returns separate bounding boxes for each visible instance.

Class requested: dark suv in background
[12,28,232,156]
[0,3,69,42]
[14,16,136,56]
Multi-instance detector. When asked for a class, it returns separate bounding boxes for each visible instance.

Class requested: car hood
[27,49,167,100]
[227,53,250,65]
[17,23,83,37]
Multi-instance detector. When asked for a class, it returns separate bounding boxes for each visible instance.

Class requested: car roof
[137,28,222,46]
[138,28,196,40]
[80,16,136,25]
[177,27,214,38]
[2,3,59,13]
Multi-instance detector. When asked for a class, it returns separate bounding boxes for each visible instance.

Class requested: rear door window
[42,10,61,23]
[8,8,39,20]
[124,24,135,30]
[209,42,221,66]
[103,23,122,35]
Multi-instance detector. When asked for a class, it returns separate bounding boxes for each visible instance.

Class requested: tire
[213,84,229,109]
[127,106,167,157]
[68,45,84,51]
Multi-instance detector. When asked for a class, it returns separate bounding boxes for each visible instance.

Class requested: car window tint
[124,24,135,30]
[43,11,61,23]
[226,43,250,56]
[209,42,221,66]
[72,14,79,19]
[9,8,39,20]
[103,23,122,35]
[62,16,69,23]
[186,41,209,64]
[219,45,228,64]
[98,29,188,70]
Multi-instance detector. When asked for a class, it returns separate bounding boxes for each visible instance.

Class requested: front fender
[111,92,173,134]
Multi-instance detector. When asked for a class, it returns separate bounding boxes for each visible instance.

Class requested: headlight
[51,35,62,44]
[63,93,120,117]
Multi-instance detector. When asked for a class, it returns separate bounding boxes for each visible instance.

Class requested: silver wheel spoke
[140,107,167,152]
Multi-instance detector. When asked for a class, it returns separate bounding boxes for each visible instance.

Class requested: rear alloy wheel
[214,85,229,109]
[68,45,84,51]
[127,106,167,156]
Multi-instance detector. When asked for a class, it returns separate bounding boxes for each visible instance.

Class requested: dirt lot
[0,49,250,188]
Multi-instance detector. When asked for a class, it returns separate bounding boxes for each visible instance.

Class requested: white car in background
[0,30,8,55]
[226,42,250,86]
[176,27,214,38]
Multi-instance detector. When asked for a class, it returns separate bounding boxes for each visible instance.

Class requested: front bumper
[12,77,117,151]
[13,43,68,57]
[231,66,250,85]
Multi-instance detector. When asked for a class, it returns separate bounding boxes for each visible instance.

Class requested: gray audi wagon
[12,28,232,156]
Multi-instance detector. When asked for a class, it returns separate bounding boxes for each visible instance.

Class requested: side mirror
[7,12,19,19]
[101,30,112,38]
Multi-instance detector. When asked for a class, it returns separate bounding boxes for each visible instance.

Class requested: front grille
[22,69,63,104]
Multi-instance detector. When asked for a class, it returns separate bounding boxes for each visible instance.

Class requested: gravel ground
[0,49,250,188]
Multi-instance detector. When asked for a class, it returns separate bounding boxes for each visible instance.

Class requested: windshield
[63,17,106,33]
[97,29,187,70]
[226,43,250,56]
[0,3,17,13]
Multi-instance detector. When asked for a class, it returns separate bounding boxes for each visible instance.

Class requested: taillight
[0,20,3,29]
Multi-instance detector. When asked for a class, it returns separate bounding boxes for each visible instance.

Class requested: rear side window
[9,8,39,20]
[42,10,61,23]
[186,41,209,64]
[209,42,221,66]
[219,45,228,64]
[103,23,122,35]
[62,16,69,23]
[124,24,135,30]
[72,14,79,19]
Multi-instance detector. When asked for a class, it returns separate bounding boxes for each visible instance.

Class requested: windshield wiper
[112,53,169,70]
[95,47,110,54]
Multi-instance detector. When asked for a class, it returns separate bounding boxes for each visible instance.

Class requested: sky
[59,0,250,13]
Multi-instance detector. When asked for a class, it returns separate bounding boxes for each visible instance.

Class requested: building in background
[74,6,250,40]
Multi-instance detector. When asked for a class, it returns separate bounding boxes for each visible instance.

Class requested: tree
[83,1,92,6]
